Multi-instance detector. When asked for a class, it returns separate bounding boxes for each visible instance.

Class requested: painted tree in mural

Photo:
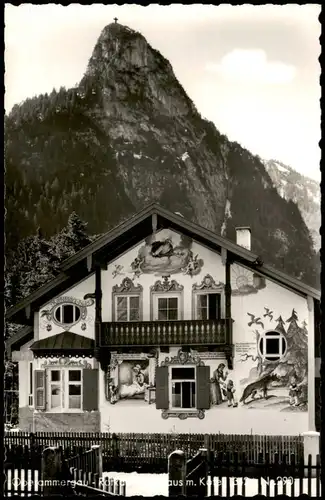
[241,309,308,407]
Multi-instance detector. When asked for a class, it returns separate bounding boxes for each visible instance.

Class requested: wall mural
[40,295,94,331]
[112,264,125,279]
[106,352,158,405]
[231,265,266,296]
[210,363,238,408]
[129,230,204,278]
[237,308,308,412]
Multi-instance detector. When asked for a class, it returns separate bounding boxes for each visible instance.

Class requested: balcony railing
[101,319,233,347]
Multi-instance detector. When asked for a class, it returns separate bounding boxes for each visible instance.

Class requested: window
[150,277,184,321]
[196,293,221,320]
[192,275,225,320]
[48,368,82,411]
[53,304,81,325]
[158,297,179,320]
[258,331,287,361]
[115,295,140,321]
[49,370,62,410]
[68,370,82,409]
[112,278,143,322]
[170,367,196,409]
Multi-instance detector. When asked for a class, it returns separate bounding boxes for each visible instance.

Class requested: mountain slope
[4,22,319,289]
[263,159,320,252]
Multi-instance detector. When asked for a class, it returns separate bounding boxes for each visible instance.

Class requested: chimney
[235,227,251,251]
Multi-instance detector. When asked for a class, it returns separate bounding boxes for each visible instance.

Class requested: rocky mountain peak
[82,22,197,118]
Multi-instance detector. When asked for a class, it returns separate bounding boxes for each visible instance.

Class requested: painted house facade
[6,204,321,438]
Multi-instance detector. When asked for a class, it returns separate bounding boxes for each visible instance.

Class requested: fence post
[204,434,212,478]
[197,448,208,497]
[91,444,103,477]
[41,446,63,496]
[302,431,320,478]
[168,450,186,497]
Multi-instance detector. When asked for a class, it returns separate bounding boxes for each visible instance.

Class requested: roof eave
[5,203,320,323]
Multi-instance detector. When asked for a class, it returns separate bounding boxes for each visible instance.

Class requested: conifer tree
[51,211,91,261]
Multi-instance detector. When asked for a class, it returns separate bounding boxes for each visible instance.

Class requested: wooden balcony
[100,319,233,347]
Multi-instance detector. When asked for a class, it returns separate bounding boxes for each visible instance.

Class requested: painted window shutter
[83,369,98,411]
[196,365,210,409]
[34,370,46,410]
[155,366,169,409]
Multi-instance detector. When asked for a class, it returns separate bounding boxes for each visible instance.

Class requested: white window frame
[53,303,81,327]
[67,368,83,411]
[194,291,221,320]
[169,365,196,410]
[258,331,287,361]
[114,294,141,322]
[47,368,83,413]
[153,294,181,321]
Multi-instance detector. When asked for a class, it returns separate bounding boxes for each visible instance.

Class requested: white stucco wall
[14,340,34,408]
[103,228,225,322]
[98,345,308,435]
[17,226,312,436]
[37,274,96,341]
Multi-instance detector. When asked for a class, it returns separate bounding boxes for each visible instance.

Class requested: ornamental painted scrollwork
[162,410,205,420]
[192,274,224,292]
[40,295,95,331]
[112,277,143,294]
[160,349,205,367]
[150,276,184,293]
[40,358,92,369]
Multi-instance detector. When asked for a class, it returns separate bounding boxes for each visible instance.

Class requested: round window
[54,303,81,325]
[258,331,287,362]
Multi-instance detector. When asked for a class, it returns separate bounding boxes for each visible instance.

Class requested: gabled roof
[5,325,34,357]
[5,203,320,329]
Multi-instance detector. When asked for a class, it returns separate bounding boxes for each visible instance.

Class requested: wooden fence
[4,431,304,473]
[168,450,322,497]
[3,444,126,497]
[210,452,322,497]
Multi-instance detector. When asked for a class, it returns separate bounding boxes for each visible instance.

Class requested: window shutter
[155,366,169,409]
[34,370,46,410]
[196,365,210,409]
[83,369,98,411]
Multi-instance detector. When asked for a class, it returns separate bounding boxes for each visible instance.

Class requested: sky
[5,4,321,181]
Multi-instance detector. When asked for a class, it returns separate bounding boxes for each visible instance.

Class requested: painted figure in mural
[119,364,148,399]
[130,232,204,277]
[211,363,228,405]
[108,380,119,404]
[226,380,238,407]
[289,376,302,406]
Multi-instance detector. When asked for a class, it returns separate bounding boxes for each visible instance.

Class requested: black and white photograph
[4,4,321,497]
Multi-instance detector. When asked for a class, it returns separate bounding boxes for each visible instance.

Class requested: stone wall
[18,407,100,432]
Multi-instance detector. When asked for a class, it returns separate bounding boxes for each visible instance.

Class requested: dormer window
[53,303,81,326]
